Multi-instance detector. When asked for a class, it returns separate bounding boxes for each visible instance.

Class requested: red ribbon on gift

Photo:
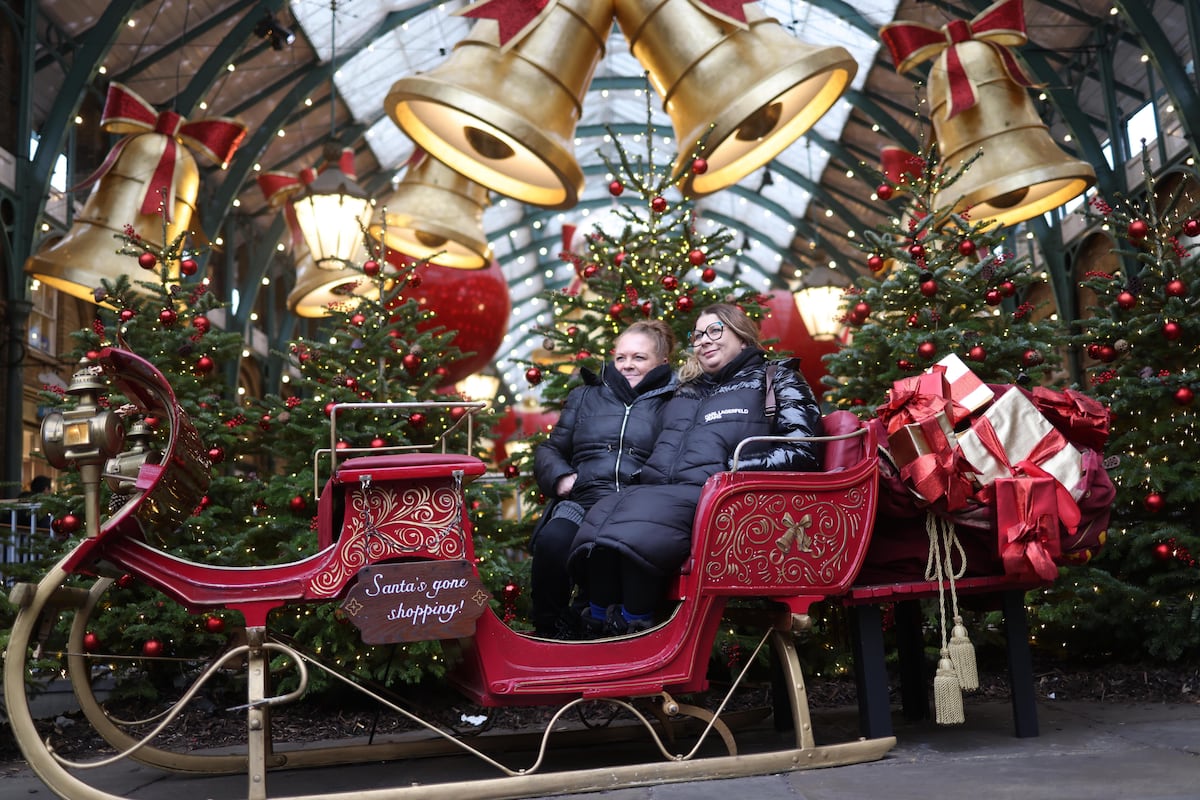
[877,369,968,434]
[901,415,975,512]
[257,149,358,247]
[968,412,1081,534]
[74,83,247,220]
[1030,386,1111,451]
[879,0,1038,119]
[996,476,1061,581]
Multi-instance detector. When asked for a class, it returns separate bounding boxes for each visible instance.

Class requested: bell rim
[371,219,491,270]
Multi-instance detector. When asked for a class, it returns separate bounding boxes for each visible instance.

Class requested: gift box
[934,353,994,420]
[887,410,957,467]
[956,387,1083,492]
[995,476,1061,581]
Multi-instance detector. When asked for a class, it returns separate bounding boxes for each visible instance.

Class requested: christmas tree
[823,145,1066,411]
[1030,155,1200,662]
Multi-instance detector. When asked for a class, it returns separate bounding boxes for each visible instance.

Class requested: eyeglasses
[688,322,725,347]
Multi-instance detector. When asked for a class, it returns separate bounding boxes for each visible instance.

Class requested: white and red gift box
[932,353,995,420]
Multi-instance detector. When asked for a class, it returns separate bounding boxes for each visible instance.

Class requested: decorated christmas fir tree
[1030,156,1200,662]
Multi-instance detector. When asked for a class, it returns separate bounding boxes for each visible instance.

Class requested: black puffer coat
[569,348,822,577]
[534,363,676,510]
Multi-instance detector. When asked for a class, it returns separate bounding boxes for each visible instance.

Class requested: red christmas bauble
[180,257,198,276]
[525,366,543,386]
[968,345,987,362]
[192,315,210,334]
[676,295,694,312]
[159,308,177,326]
[391,253,510,385]
[1175,386,1195,406]
[503,582,520,601]
[1098,344,1116,363]
[957,239,976,257]
[409,412,427,429]
[908,243,925,258]
[661,275,678,290]
[691,158,708,174]
[1022,349,1044,367]
[402,353,421,372]
[207,446,224,464]
[362,259,380,277]
[906,313,920,328]
[651,196,667,213]
[195,356,215,375]
[701,268,717,283]
[350,313,366,326]
[83,632,100,652]
[406,271,422,288]
[1144,492,1165,513]
[1154,542,1172,561]
[896,359,914,371]
[919,279,937,297]
[608,180,624,196]
[1184,218,1200,237]
[641,301,652,316]
[204,615,226,634]
[1163,321,1183,340]
[138,252,157,270]
[59,513,80,534]
[582,263,598,279]
[917,341,937,360]
[876,183,894,200]
[504,463,520,479]
[371,437,386,448]
[688,249,705,266]
[999,280,1016,298]
[1116,291,1137,310]
[985,289,1003,306]
[324,401,335,418]
[851,301,871,321]
[335,440,350,450]
[289,495,306,512]
[1165,279,1186,298]
[119,308,135,322]
[116,573,136,589]
[343,376,358,391]
[142,639,163,657]
[1127,219,1150,239]
[614,251,627,266]
[867,254,884,272]
[609,302,625,317]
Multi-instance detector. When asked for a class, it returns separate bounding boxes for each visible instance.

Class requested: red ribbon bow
[880,146,926,185]
[458,0,554,49]
[257,149,358,246]
[879,0,1038,119]
[75,83,247,220]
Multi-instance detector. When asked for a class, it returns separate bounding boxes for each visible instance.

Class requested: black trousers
[586,546,663,617]
[530,516,579,634]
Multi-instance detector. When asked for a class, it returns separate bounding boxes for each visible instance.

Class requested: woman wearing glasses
[530,320,679,638]
[569,303,823,637]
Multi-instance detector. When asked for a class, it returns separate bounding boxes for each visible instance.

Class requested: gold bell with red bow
[880,0,1094,229]
[26,83,246,302]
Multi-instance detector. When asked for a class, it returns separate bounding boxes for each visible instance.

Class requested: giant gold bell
[26,134,195,301]
[369,155,491,269]
[385,0,614,209]
[288,250,378,318]
[616,0,856,197]
[930,40,1094,228]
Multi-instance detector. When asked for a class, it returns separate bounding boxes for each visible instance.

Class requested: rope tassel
[934,648,966,725]
[949,614,980,691]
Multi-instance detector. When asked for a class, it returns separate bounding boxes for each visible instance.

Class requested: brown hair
[678,303,760,382]
[617,319,677,363]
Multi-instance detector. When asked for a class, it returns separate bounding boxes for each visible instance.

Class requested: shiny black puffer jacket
[569,348,823,576]
[534,363,676,510]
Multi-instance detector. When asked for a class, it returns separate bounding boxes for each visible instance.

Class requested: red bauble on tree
[700,268,717,283]
[58,513,80,534]
[968,345,987,362]
[409,412,427,429]
[1116,291,1137,310]
[371,437,386,449]
[159,308,178,326]
[82,632,101,652]
[999,280,1016,298]
[691,157,707,174]
[896,359,914,371]
[204,615,226,634]
[349,313,366,326]
[192,315,210,334]
[1153,542,1172,561]
[1165,279,1186,298]
[876,183,894,200]
[402,352,422,372]
[1163,321,1183,341]
[525,366,543,386]
[138,252,157,270]
[180,257,198,276]
[142,639,164,657]
[916,341,937,360]
[609,302,625,317]
[504,463,520,479]
[1183,218,1200,237]
[661,275,678,291]
[1127,219,1149,239]
[362,259,380,277]
[608,180,624,196]
[207,446,224,464]
[1143,492,1165,513]
[195,355,215,375]
[119,308,135,322]
[1022,349,1044,367]
[957,239,976,257]
[650,196,667,213]
[919,279,938,297]
[867,254,884,272]
[676,295,694,312]
[688,249,705,266]
[289,495,306,512]
[1097,344,1116,363]
[1174,386,1195,406]
[908,243,925,258]
[849,301,870,325]
[985,289,1003,306]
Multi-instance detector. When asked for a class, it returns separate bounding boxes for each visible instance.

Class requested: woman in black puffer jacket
[569,304,823,636]
[530,320,678,637]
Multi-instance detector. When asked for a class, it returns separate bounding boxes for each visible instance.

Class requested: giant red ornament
[661,275,678,291]
[756,289,837,391]
[957,239,976,257]
[391,252,511,386]
[651,196,667,213]
[119,308,135,322]
[159,308,177,326]
[362,259,380,277]
[1175,386,1195,406]
[195,355,215,375]
[688,249,705,266]
[867,254,884,272]
[402,353,421,372]
[608,180,624,196]
[985,289,1003,306]
[59,513,80,534]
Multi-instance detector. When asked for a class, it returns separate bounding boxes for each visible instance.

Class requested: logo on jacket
[703,407,749,423]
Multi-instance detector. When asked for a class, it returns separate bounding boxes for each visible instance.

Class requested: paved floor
[4,699,1199,799]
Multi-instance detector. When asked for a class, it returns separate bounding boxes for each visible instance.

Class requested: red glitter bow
[880,146,926,185]
[459,0,554,49]
[75,82,247,220]
[879,0,1038,118]
[257,149,358,246]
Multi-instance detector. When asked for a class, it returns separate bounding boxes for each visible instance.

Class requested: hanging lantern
[385,0,613,209]
[369,151,491,269]
[615,0,856,197]
[26,83,246,302]
[793,285,846,342]
[290,146,373,270]
[880,0,1094,229]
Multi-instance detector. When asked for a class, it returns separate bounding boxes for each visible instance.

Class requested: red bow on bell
[879,0,1039,119]
[880,146,926,186]
[257,149,358,246]
[75,83,247,220]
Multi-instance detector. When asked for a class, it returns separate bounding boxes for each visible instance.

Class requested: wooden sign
[339,561,492,644]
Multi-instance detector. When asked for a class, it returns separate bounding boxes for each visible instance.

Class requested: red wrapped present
[995,476,1061,581]
[956,386,1083,492]
[935,353,994,420]
[1030,386,1111,451]
[877,367,967,433]
[887,410,956,467]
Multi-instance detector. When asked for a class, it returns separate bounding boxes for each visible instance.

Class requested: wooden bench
[842,572,1048,739]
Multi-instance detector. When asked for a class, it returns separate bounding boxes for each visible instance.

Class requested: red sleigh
[5,348,893,800]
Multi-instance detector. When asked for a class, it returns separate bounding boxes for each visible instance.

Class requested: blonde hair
[617,319,677,363]
[678,303,760,382]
